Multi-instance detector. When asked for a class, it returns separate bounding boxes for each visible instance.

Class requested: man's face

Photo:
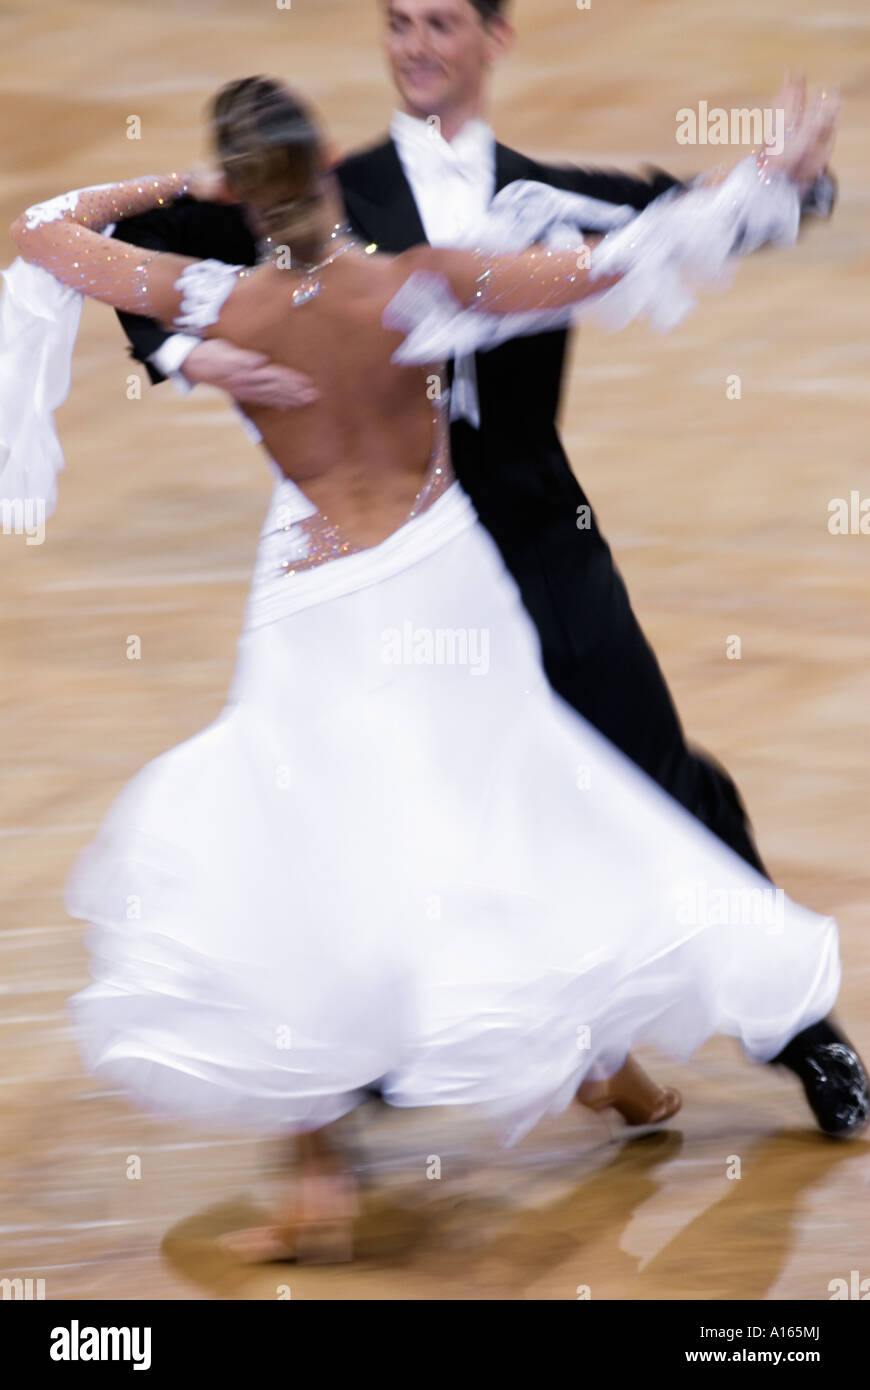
[385,0,507,117]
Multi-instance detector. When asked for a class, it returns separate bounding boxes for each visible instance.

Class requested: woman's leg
[221,1122,359,1264]
[576,1055,682,1127]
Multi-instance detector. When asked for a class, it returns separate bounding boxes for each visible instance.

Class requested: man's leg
[527,523,769,875]
[770,1018,869,1136]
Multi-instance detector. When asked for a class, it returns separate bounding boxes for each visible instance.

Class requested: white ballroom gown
[53,159,841,1146]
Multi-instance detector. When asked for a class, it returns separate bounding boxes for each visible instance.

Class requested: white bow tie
[405,143,484,193]
[394,113,492,183]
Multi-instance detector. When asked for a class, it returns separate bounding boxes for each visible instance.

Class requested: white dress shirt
[390,109,496,246]
[390,110,496,426]
[149,331,199,391]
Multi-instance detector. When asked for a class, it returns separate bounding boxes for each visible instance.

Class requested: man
[110,0,867,1132]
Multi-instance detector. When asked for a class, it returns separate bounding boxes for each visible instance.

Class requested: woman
[9,76,863,1262]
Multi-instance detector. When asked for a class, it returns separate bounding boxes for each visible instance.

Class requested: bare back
[215,249,444,551]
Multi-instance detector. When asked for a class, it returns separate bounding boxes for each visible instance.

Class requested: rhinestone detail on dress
[273,394,454,578]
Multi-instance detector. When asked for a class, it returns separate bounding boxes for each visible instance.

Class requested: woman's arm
[9,172,233,330]
[396,242,621,316]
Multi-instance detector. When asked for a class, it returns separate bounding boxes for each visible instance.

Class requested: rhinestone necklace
[257,222,371,306]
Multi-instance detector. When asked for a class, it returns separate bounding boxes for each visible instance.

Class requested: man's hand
[181,340,319,409]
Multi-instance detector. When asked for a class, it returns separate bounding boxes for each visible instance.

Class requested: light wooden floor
[1,0,868,1300]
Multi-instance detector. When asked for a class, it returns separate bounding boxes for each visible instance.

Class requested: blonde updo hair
[212,77,327,261]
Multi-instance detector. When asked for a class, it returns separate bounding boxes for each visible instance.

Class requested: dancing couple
[4,1,866,1265]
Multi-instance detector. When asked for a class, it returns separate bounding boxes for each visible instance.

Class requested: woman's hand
[188,165,236,204]
[763,72,839,191]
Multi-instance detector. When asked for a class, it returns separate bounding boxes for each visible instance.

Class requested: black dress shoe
[771,1023,870,1137]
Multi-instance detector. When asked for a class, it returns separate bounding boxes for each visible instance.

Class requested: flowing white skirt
[66,476,840,1145]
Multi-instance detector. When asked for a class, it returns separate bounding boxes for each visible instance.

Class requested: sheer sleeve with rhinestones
[9,173,245,329]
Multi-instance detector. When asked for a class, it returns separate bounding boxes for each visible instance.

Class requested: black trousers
[536,533,768,877]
